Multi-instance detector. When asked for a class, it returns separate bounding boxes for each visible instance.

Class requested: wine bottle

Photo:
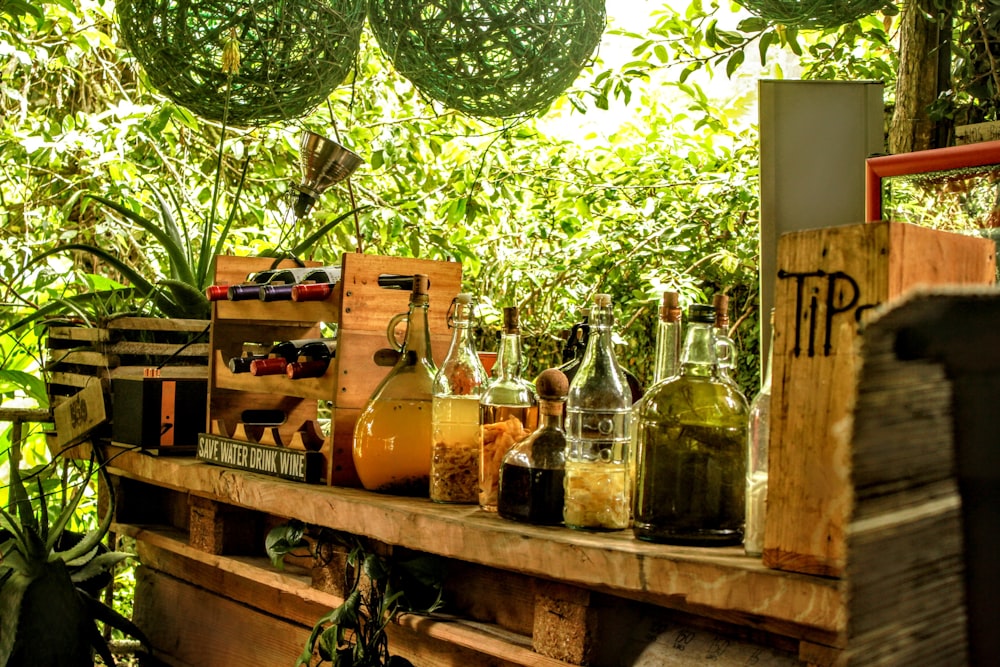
[249,338,336,377]
[259,266,342,302]
[286,339,338,379]
[227,345,269,374]
[226,268,290,301]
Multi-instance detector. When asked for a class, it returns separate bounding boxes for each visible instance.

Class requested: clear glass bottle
[498,368,568,525]
[431,294,489,504]
[633,303,749,546]
[559,308,644,404]
[652,291,682,384]
[563,294,632,531]
[352,275,436,496]
[479,306,538,512]
[745,309,774,557]
[713,293,737,384]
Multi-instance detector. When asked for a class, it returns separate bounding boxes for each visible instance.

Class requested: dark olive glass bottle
[633,304,748,546]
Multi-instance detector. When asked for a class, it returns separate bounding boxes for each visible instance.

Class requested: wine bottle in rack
[286,339,338,379]
[249,338,336,376]
[260,266,343,302]
[206,269,271,301]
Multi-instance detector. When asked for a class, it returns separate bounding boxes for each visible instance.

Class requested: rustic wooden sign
[196,433,324,483]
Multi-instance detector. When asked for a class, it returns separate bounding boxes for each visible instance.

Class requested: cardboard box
[764,221,996,577]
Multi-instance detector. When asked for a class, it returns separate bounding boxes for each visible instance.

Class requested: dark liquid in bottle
[497,463,565,525]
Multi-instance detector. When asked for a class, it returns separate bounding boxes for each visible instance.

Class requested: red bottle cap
[205,284,229,301]
[291,283,333,302]
[250,358,288,376]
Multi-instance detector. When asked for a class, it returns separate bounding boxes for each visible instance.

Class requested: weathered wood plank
[104,447,844,645]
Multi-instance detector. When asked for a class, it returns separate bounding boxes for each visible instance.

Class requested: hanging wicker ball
[367,0,606,118]
[116,0,366,126]
[736,0,891,29]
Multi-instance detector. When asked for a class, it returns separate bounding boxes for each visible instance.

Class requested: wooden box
[764,221,995,577]
[205,253,463,485]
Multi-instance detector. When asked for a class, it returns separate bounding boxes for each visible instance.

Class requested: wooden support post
[532,581,598,665]
[189,495,263,556]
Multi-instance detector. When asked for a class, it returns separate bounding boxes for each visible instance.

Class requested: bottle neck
[679,321,719,376]
[495,328,523,380]
[760,327,774,393]
[402,299,434,366]
[579,304,620,372]
[448,305,477,355]
[538,399,565,421]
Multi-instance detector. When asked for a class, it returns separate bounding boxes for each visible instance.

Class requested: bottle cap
[292,283,334,302]
[260,284,295,301]
[228,283,263,301]
[206,284,229,301]
[410,274,430,303]
[688,304,716,324]
[250,358,288,376]
[713,293,730,325]
[535,368,569,401]
[593,293,612,308]
[659,291,680,320]
[502,306,519,333]
[455,293,473,305]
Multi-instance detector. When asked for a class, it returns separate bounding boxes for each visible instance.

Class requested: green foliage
[0,448,148,665]
[266,524,442,667]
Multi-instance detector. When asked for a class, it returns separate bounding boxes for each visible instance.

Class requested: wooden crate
[44,316,210,453]
[764,221,995,578]
[205,253,463,486]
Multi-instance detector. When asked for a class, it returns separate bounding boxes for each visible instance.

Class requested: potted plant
[0,443,149,665]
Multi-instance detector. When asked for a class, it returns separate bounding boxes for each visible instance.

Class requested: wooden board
[104,448,845,647]
[845,288,1000,666]
[765,221,995,578]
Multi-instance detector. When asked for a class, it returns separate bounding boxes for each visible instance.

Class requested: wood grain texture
[766,221,995,578]
[105,448,844,646]
[845,288,1000,666]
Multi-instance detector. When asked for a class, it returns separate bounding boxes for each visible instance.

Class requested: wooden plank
[104,341,210,357]
[105,448,844,645]
[124,527,573,667]
[766,221,995,578]
[532,582,596,664]
[52,381,106,450]
[106,316,211,333]
[844,289,1000,666]
[46,325,108,343]
[46,349,112,368]
[110,365,208,380]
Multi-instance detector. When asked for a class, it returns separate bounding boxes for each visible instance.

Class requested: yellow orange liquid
[353,398,432,495]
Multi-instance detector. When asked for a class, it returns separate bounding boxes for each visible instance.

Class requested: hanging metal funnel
[294,131,363,218]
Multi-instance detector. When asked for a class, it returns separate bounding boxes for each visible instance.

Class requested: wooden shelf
[106,447,844,653]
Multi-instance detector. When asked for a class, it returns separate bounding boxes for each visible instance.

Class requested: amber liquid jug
[352,275,436,496]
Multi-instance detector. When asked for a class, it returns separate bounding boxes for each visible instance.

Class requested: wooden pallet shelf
[104,446,844,666]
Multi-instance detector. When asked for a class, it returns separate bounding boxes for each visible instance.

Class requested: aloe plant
[0,445,148,665]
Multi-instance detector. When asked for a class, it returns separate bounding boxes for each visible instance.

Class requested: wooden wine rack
[206,253,463,485]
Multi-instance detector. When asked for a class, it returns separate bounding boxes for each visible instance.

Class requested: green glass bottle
[633,303,748,546]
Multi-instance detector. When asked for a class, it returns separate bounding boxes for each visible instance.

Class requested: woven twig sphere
[367,0,606,118]
[737,0,891,29]
[117,0,365,125]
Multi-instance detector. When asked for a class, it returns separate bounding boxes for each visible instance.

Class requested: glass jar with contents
[431,294,489,503]
[633,303,749,546]
[352,275,436,496]
[498,368,568,525]
[479,306,538,512]
[563,294,632,531]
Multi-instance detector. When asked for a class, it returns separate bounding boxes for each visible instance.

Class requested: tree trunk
[890,1,954,153]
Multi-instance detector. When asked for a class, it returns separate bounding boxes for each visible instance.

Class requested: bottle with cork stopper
[653,291,683,384]
[713,293,737,384]
[497,368,569,525]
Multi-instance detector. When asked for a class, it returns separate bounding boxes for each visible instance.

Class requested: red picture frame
[865,139,1000,221]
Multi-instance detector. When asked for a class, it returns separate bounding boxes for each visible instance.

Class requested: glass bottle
[713,293,737,384]
[633,303,749,546]
[430,294,489,504]
[498,368,568,525]
[745,309,774,557]
[652,291,682,384]
[559,308,644,404]
[563,294,632,531]
[352,275,436,496]
[249,338,335,376]
[285,339,338,379]
[479,306,538,512]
